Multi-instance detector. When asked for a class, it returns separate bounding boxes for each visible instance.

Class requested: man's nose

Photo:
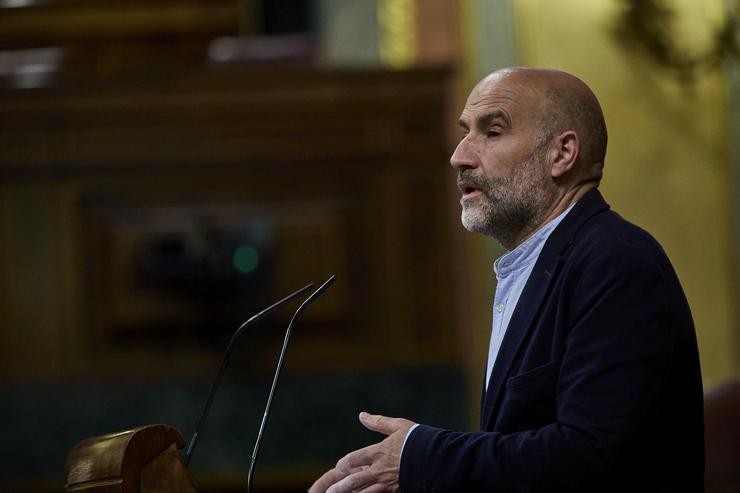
[450,138,476,169]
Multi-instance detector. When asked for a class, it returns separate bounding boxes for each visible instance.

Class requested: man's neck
[504,182,597,250]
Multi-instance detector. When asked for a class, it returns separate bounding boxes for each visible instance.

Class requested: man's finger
[325,468,375,493]
[308,468,344,493]
[356,485,388,493]
[335,444,378,474]
[359,412,409,436]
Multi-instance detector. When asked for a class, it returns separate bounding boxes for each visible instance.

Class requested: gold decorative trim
[378,0,417,68]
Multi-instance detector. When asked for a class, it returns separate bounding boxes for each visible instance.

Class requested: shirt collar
[494,203,576,279]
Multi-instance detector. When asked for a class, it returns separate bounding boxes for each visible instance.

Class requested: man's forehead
[460,75,539,124]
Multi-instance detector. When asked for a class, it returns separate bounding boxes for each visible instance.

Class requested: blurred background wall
[0,0,737,492]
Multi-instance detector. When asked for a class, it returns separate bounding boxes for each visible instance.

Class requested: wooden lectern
[65,424,197,493]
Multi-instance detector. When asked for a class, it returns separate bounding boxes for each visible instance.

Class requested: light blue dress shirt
[485,203,574,388]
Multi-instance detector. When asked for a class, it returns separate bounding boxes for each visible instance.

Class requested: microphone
[183,282,315,468]
[246,274,336,493]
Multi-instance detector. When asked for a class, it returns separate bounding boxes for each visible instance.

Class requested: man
[309,67,704,492]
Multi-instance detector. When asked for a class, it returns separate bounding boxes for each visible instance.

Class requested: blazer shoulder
[569,209,668,261]
[560,209,690,317]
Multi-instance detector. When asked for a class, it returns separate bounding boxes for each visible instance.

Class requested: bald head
[452,67,609,247]
[475,67,608,181]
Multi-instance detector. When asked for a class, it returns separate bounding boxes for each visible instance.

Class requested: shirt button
[496,303,504,313]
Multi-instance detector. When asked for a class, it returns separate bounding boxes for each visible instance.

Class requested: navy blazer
[399,189,704,492]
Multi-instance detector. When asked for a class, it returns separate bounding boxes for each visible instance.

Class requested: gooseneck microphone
[183,282,315,467]
[246,274,336,493]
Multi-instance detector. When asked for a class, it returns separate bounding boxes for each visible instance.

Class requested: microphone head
[244,282,315,325]
[303,274,336,306]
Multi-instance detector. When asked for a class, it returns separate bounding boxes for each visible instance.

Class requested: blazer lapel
[481,249,562,430]
[480,189,611,430]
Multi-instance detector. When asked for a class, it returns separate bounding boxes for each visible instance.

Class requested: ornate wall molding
[614,0,739,82]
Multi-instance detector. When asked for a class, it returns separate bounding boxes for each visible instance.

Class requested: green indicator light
[233,245,259,274]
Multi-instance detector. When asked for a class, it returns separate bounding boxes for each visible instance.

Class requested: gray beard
[460,147,552,248]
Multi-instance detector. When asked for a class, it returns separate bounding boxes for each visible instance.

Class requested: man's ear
[550,130,579,178]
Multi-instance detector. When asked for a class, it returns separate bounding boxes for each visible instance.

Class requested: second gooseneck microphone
[184,282,315,467]
[246,274,336,493]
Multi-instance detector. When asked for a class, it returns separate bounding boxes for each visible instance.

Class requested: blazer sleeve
[399,245,682,493]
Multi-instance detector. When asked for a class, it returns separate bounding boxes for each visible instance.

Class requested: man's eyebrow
[458,110,512,131]
[476,110,511,128]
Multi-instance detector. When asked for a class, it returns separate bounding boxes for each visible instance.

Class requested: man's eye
[487,130,500,137]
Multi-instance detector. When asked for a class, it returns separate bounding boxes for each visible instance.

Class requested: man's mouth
[458,181,482,198]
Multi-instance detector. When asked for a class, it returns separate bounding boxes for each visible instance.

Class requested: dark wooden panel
[0,1,239,45]
[1,68,447,171]
[0,67,456,379]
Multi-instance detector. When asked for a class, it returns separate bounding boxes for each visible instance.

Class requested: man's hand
[308,412,416,493]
